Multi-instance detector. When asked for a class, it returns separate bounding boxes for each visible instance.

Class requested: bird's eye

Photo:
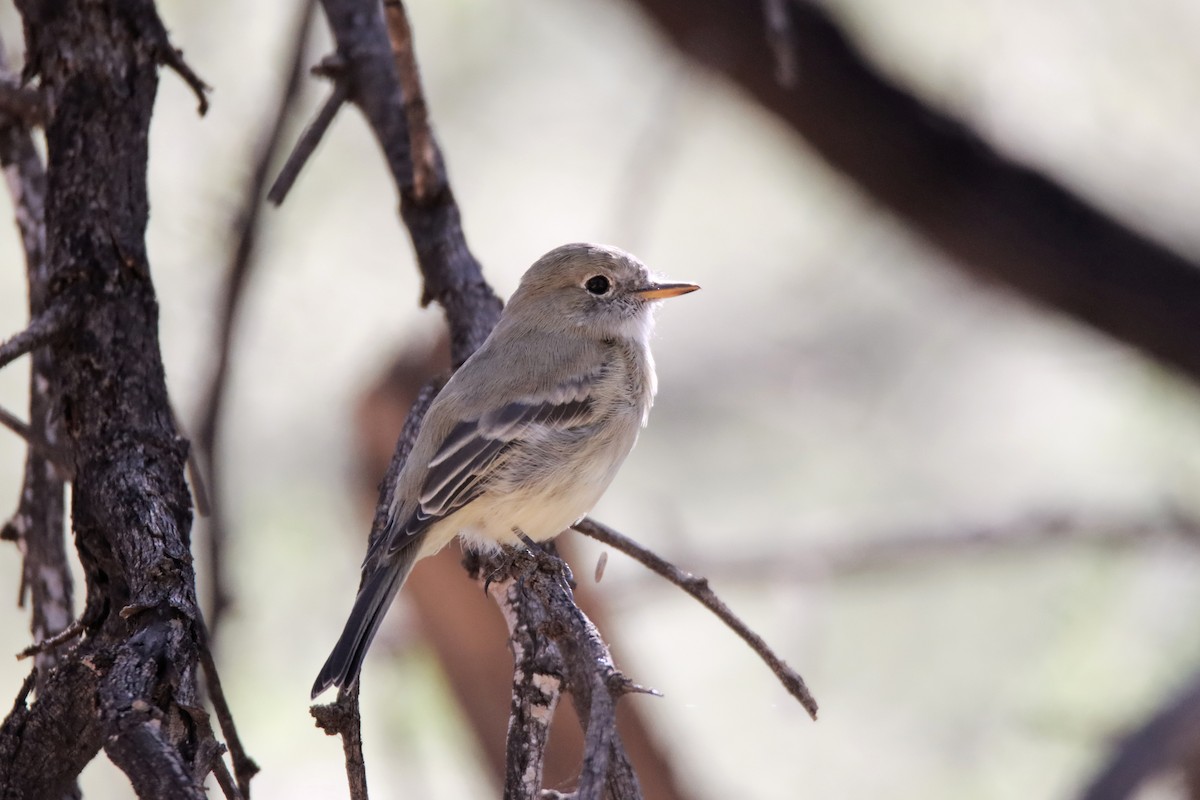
[585,275,611,295]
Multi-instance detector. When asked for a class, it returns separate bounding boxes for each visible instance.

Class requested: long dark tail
[311,552,418,699]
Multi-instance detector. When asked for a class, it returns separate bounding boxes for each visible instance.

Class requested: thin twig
[196,0,316,640]
[140,10,211,115]
[190,707,244,800]
[312,684,369,800]
[656,508,1200,585]
[0,403,71,475]
[16,618,84,659]
[382,0,436,200]
[198,626,260,796]
[0,302,73,371]
[573,517,819,720]
[209,750,244,800]
[267,79,349,205]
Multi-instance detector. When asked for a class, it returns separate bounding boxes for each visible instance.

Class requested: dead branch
[381,0,436,201]
[0,301,73,371]
[1077,666,1200,800]
[198,624,260,795]
[0,403,71,479]
[650,508,1200,585]
[631,0,1200,385]
[138,4,211,115]
[468,548,643,800]
[267,77,348,205]
[574,518,819,720]
[195,0,316,643]
[0,39,76,723]
[312,685,369,800]
[0,1,250,796]
[308,0,502,361]
[485,563,567,800]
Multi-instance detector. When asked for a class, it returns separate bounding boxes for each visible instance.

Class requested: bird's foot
[516,532,576,590]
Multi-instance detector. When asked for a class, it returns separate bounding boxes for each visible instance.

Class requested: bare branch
[3,2,249,796]
[0,403,72,479]
[630,0,1200,385]
[0,302,73,371]
[0,39,77,723]
[196,0,316,642]
[316,0,502,363]
[1077,666,1200,800]
[312,685,370,800]
[486,572,566,800]
[16,618,84,659]
[137,6,211,115]
[198,626,260,796]
[268,78,349,205]
[573,518,819,720]
[664,508,1200,585]
[469,548,643,800]
[381,0,435,201]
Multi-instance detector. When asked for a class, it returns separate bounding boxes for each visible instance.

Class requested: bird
[312,243,699,698]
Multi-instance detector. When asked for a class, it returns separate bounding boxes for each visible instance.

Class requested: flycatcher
[312,243,698,698]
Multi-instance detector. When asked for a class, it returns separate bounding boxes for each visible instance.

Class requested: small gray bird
[312,243,698,698]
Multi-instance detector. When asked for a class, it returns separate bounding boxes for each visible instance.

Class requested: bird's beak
[634,281,701,301]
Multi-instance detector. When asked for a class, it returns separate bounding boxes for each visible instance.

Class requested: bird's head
[506,243,699,343]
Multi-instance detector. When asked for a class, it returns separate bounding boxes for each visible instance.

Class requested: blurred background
[2,0,1200,797]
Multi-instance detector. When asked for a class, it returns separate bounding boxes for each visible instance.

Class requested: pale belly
[416,418,638,557]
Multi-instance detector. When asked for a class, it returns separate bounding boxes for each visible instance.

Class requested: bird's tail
[311,551,418,699]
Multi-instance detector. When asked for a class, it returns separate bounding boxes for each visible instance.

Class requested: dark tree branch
[685,508,1200,584]
[296,0,499,787]
[469,549,643,800]
[487,568,568,800]
[0,403,71,480]
[0,43,76,756]
[196,0,316,643]
[1077,666,1200,800]
[198,625,260,796]
[381,0,435,201]
[1,1,249,796]
[630,0,1200,385]
[574,518,820,720]
[312,684,369,800]
[302,1,774,795]
[0,644,104,797]
[136,3,211,115]
[307,0,502,363]
[99,621,207,800]
[0,301,73,371]
[16,619,84,660]
[267,77,348,205]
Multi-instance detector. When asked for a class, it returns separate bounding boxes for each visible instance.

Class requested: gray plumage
[312,243,698,698]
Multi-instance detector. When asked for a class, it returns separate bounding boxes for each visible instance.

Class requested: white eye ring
[584,275,611,295]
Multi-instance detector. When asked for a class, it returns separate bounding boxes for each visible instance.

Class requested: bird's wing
[383,368,604,555]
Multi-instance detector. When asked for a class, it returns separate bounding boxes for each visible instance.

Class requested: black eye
[585,275,611,295]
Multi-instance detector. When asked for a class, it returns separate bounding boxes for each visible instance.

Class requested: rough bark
[1,1,241,797]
